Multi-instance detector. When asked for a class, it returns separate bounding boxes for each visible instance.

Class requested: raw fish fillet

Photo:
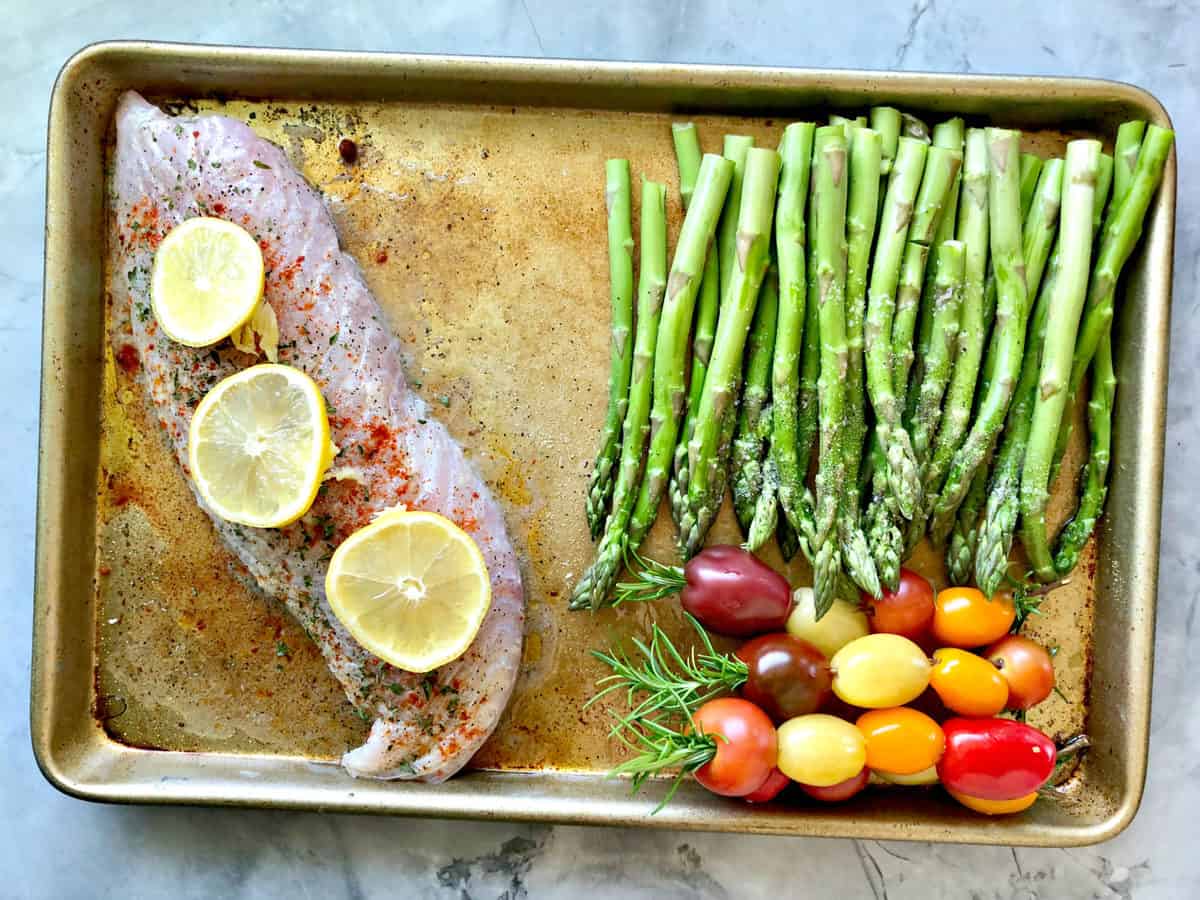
[109,91,524,781]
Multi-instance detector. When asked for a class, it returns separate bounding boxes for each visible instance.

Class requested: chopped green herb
[186,158,197,170]
[135,303,151,323]
[354,707,371,722]
[303,574,312,589]
[416,419,427,425]
[330,330,340,346]
[411,379,423,388]
[325,397,335,416]
[420,676,435,700]
[253,160,272,170]
[275,641,290,658]
[387,683,404,695]
[438,395,451,407]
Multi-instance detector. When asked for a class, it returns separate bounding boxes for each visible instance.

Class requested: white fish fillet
[109,91,524,781]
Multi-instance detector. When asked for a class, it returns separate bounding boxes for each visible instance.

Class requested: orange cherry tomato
[929,648,1009,717]
[932,587,1015,647]
[947,788,1037,815]
[855,707,945,775]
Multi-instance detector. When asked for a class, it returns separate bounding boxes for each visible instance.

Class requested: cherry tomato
[863,568,935,640]
[736,633,832,722]
[799,766,870,802]
[743,767,791,804]
[986,635,1056,710]
[691,698,778,797]
[932,587,1015,647]
[831,633,931,708]
[681,545,793,636]
[947,788,1037,815]
[777,714,866,787]
[929,648,1009,717]
[937,717,1056,801]
[856,708,946,775]
[876,765,939,786]
[786,588,869,658]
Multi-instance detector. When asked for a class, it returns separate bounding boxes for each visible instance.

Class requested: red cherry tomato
[691,698,778,797]
[932,587,1015,647]
[736,633,832,722]
[863,568,935,640]
[986,635,1056,710]
[799,766,870,803]
[682,545,793,636]
[743,767,791,804]
[937,717,1057,801]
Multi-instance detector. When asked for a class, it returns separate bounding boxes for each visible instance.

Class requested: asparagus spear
[1053,332,1115,574]
[909,241,966,470]
[771,123,817,536]
[928,128,1029,546]
[893,145,963,409]
[871,107,902,175]
[732,265,780,537]
[908,118,965,423]
[570,179,668,609]
[810,125,852,615]
[1051,125,1174,476]
[1019,140,1103,579]
[840,126,884,597]
[903,113,931,143]
[669,126,723,527]
[585,160,635,538]
[922,129,990,516]
[865,443,904,591]
[965,153,1112,590]
[948,151,1091,578]
[1049,124,1145,574]
[864,136,928,519]
[1020,154,1045,218]
[970,158,1066,592]
[1113,121,1148,208]
[680,148,782,557]
[626,155,734,550]
[717,136,756,300]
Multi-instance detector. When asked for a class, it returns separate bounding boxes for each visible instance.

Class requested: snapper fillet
[108,91,524,781]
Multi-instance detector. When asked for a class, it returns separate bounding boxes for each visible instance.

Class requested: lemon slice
[152,217,265,347]
[188,364,333,528]
[326,510,492,672]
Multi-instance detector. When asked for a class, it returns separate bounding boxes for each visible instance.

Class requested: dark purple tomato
[735,633,832,722]
[743,767,791,804]
[937,717,1057,801]
[681,545,793,636]
[799,766,870,803]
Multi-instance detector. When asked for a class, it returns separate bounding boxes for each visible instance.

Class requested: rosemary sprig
[611,549,687,606]
[588,614,747,723]
[1005,573,1070,633]
[606,713,719,811]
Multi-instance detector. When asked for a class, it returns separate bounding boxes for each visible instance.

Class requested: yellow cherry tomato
[786,588,870,659]
[876,765,940,786]
[929,648,1009,716]
[947,788,1038,815]
[932,587,1015,647]
[856,708,945,775]
[777,714,867,787]
[831,633,931,708]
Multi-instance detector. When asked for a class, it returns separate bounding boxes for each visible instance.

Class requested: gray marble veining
[4,1,1198,897]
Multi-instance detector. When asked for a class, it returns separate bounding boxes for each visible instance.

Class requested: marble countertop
[4,1,1197,897]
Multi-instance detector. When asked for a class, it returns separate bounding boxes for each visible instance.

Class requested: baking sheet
[35,43,1174,845]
